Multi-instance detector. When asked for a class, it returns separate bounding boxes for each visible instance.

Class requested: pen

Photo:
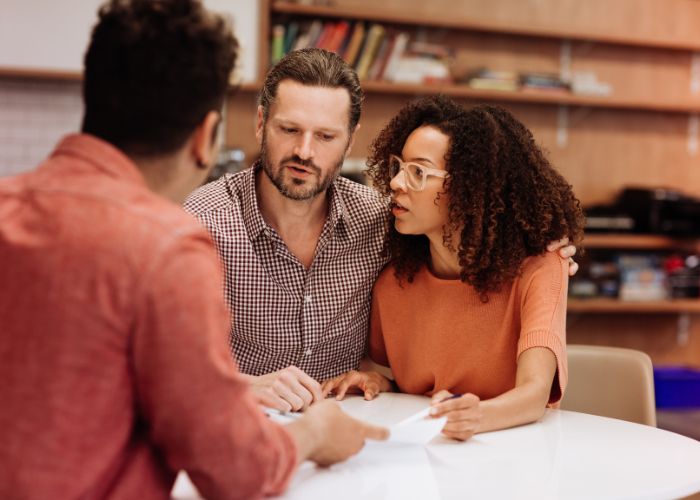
[262,407,303,421]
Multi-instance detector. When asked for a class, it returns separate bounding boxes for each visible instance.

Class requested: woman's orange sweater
[369,252,568,403]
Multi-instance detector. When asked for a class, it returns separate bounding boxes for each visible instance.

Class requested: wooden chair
[561,344,657,426]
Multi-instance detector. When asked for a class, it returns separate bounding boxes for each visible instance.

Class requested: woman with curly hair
[323,95,585,440]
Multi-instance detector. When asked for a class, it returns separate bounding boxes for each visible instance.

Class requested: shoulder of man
[184,171,247,217]
[333,176,389,219]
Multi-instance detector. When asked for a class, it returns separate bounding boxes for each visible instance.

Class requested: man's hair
[258,48,363,133]
[367,95,585,301]
[82,0,238,156]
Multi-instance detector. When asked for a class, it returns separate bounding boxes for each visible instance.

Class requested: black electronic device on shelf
[585,187,700,236]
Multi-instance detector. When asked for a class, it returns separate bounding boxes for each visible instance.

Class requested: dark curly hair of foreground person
[366,95,585,301]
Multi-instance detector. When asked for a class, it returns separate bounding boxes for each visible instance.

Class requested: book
[326,20,350,54]
[304,20,324,49]
[382,31,409,82]
[342,22,365,67]
[355,23,385,80]
[270,24,285,64]
[292,21,312,51]
[465,68,519,91]
[314,21,335,50]
[367,33,392,81]
[283,22,300,54]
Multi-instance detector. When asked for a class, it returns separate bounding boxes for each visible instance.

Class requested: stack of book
[464,69,519,91]
[270,20,452,83]
[520,72,570,94]
[462,69,573,94]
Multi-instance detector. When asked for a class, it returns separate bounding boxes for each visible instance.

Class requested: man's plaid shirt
[184,164,389,380]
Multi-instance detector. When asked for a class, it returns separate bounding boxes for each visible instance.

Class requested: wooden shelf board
[568,298,700,313]
[583,234,700,250]
[0,67,82,82]
[272,2,700,52]
[358,81,700,114]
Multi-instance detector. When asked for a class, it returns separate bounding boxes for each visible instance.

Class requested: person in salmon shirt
[323,95,585,441]
[0,1,387,499]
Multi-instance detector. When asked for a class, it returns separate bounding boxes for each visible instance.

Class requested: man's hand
[429,390,482,441]
[286,400,389,467]
[321,370,392,401]
[251,366,323,412]
[547,237,578,276]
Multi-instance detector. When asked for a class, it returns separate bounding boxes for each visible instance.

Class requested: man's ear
[192,110,221,169]
[345,122,361,157]
[255,105,264,146]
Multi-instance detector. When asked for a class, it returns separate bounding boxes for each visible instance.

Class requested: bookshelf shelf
[583,234,700,251]
[0,67,82,81]
[359,81,700,114]
[272,2,700,52]
[568,298,700,313]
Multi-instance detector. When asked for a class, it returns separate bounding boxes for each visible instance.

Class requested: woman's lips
[391,200,408,216]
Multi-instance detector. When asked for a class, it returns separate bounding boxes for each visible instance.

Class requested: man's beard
[260,134,345,201]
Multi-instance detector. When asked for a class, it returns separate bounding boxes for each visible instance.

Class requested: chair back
[561,344,657,426]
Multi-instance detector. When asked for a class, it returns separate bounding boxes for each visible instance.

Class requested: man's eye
[318,133,335,141]
[281,127,297,134]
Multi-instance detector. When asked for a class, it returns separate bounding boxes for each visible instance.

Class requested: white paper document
[389,407,446,445]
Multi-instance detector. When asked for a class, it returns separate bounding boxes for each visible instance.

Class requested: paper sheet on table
[389,407,446,445]
[281,440,441,500]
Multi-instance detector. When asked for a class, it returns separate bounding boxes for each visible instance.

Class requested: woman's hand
[430,390,482,441]
[321,370,393,401]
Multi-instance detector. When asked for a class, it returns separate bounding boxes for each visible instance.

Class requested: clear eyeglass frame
[388,154,449,191]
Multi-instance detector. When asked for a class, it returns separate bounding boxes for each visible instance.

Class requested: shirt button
[305,349,312,356]
[304,295,312,304]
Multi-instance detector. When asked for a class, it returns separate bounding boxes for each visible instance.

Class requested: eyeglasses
[388,155,449,192]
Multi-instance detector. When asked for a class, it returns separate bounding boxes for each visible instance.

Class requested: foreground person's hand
[286,400,389,467]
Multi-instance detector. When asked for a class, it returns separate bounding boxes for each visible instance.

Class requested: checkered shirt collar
[236,161,351,243]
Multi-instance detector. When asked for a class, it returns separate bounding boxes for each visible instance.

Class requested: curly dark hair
[367,95,584,300]
[82,0,238,156]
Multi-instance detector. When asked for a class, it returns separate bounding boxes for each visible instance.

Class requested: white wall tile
[0,78,83,177]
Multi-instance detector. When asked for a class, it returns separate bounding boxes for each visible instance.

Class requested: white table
[172,393,700,500]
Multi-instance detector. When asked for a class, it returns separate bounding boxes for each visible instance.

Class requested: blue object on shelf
[654,366,700,408]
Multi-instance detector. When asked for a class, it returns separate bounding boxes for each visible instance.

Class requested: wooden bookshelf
[360,81,700,114]
[582,234,700,251]
[271,1,700,52]
[568,298,700,314]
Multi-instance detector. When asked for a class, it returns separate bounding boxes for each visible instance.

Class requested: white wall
[0,0,261,177]
[0,0,261,82]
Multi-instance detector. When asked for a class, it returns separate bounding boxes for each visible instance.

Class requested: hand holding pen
[429,390,482,441]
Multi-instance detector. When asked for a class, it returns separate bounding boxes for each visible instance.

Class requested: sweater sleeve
[516,253,569,404]
[131,230,297,499]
